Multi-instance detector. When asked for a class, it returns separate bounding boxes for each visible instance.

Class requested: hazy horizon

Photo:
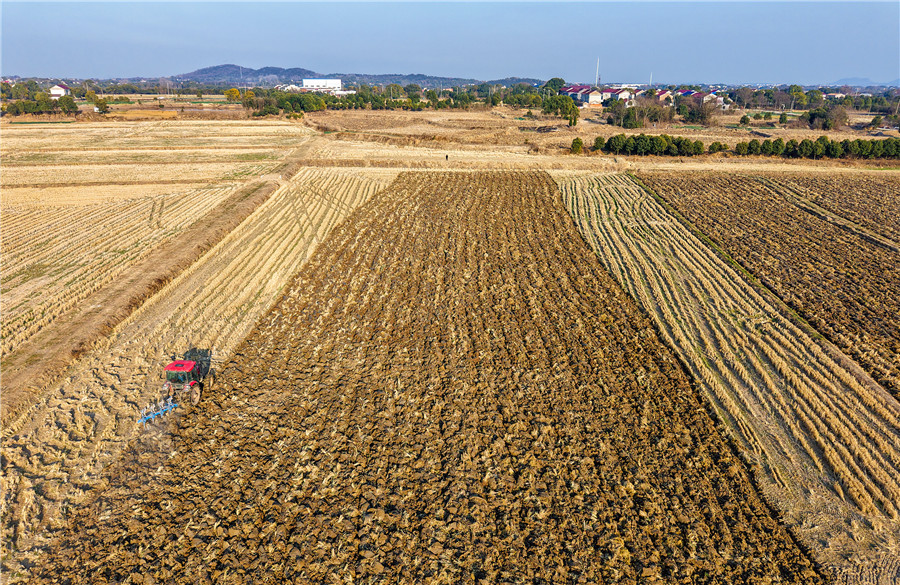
[2,2,898,86]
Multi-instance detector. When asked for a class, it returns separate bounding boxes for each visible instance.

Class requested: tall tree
[543,78,566,92]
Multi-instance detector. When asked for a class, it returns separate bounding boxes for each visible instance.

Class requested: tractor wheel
[191,383,202,406]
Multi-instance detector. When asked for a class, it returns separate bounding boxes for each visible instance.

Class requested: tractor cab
[165,360,199,385]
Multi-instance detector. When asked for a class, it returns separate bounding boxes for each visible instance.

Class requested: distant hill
[176,64,320,85]
[175,64,543,88]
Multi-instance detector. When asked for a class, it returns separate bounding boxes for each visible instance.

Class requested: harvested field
[1,161,279,187]
[0,121,311,360]
[1,184,238,357]
[559,173,900,583]
[34,171,825,584]
[638,172,900,402]
[0,120,310,152]
[1,167,392,578]
[2,148,279,167]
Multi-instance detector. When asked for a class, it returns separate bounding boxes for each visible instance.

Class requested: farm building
[49,84,71,100]
[653,89,673,103]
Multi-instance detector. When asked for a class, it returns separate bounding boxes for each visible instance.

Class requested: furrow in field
[558,172,900,584]
[0,168,394,578]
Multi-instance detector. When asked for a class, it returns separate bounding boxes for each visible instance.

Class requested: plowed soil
[35,171,825,584]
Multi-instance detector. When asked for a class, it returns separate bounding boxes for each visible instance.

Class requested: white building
[302,79,342,93]
[49,84,71,100]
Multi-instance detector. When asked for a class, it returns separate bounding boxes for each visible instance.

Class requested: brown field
[637,172,900,402]
[2,115,900,584]
[559,173,900,582]
[770,174,900,244]
[31,171,825,584]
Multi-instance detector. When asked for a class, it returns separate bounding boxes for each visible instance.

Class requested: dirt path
[33,171,826,584]
[1,163,393,580]
[558,172,900,584]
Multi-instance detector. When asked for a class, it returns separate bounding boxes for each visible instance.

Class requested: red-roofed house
[50,84,71,100]
[559,85,603,105]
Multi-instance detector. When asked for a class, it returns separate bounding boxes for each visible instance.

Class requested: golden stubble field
[2,115,899,584]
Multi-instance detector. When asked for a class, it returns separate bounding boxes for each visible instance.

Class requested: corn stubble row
[2,169,386,578]
[560,173,900,583]
[637,172,900,404]
[39,172,824,584]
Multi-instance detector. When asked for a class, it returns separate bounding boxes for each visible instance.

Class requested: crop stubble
[637,172,900,404]
[559,172,900,584]
[36,171,824,584]
[0,121,312,360]
[1,184,238,358]
[1,168,390,578]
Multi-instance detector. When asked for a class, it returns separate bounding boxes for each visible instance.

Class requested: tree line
[585,134,724,156]
[572,134,898,159]
[733,136,900,159]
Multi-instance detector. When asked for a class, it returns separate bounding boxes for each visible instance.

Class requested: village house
[559,85,603,106]
[49,84,71,100]
[654,89,673,103]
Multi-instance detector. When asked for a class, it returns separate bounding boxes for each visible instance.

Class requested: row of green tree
[725,85,898,115]
[1,95,105,115]
[234,80,578,122]
[733,136,900,159]
[572,134,899,159]
[582,134,726,156]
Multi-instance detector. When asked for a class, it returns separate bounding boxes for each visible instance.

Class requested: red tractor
[161,349,214,406]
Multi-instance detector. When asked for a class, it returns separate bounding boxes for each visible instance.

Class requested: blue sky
[2,2,898,85]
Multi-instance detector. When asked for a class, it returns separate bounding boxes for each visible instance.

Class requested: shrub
[571,137,584,154]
